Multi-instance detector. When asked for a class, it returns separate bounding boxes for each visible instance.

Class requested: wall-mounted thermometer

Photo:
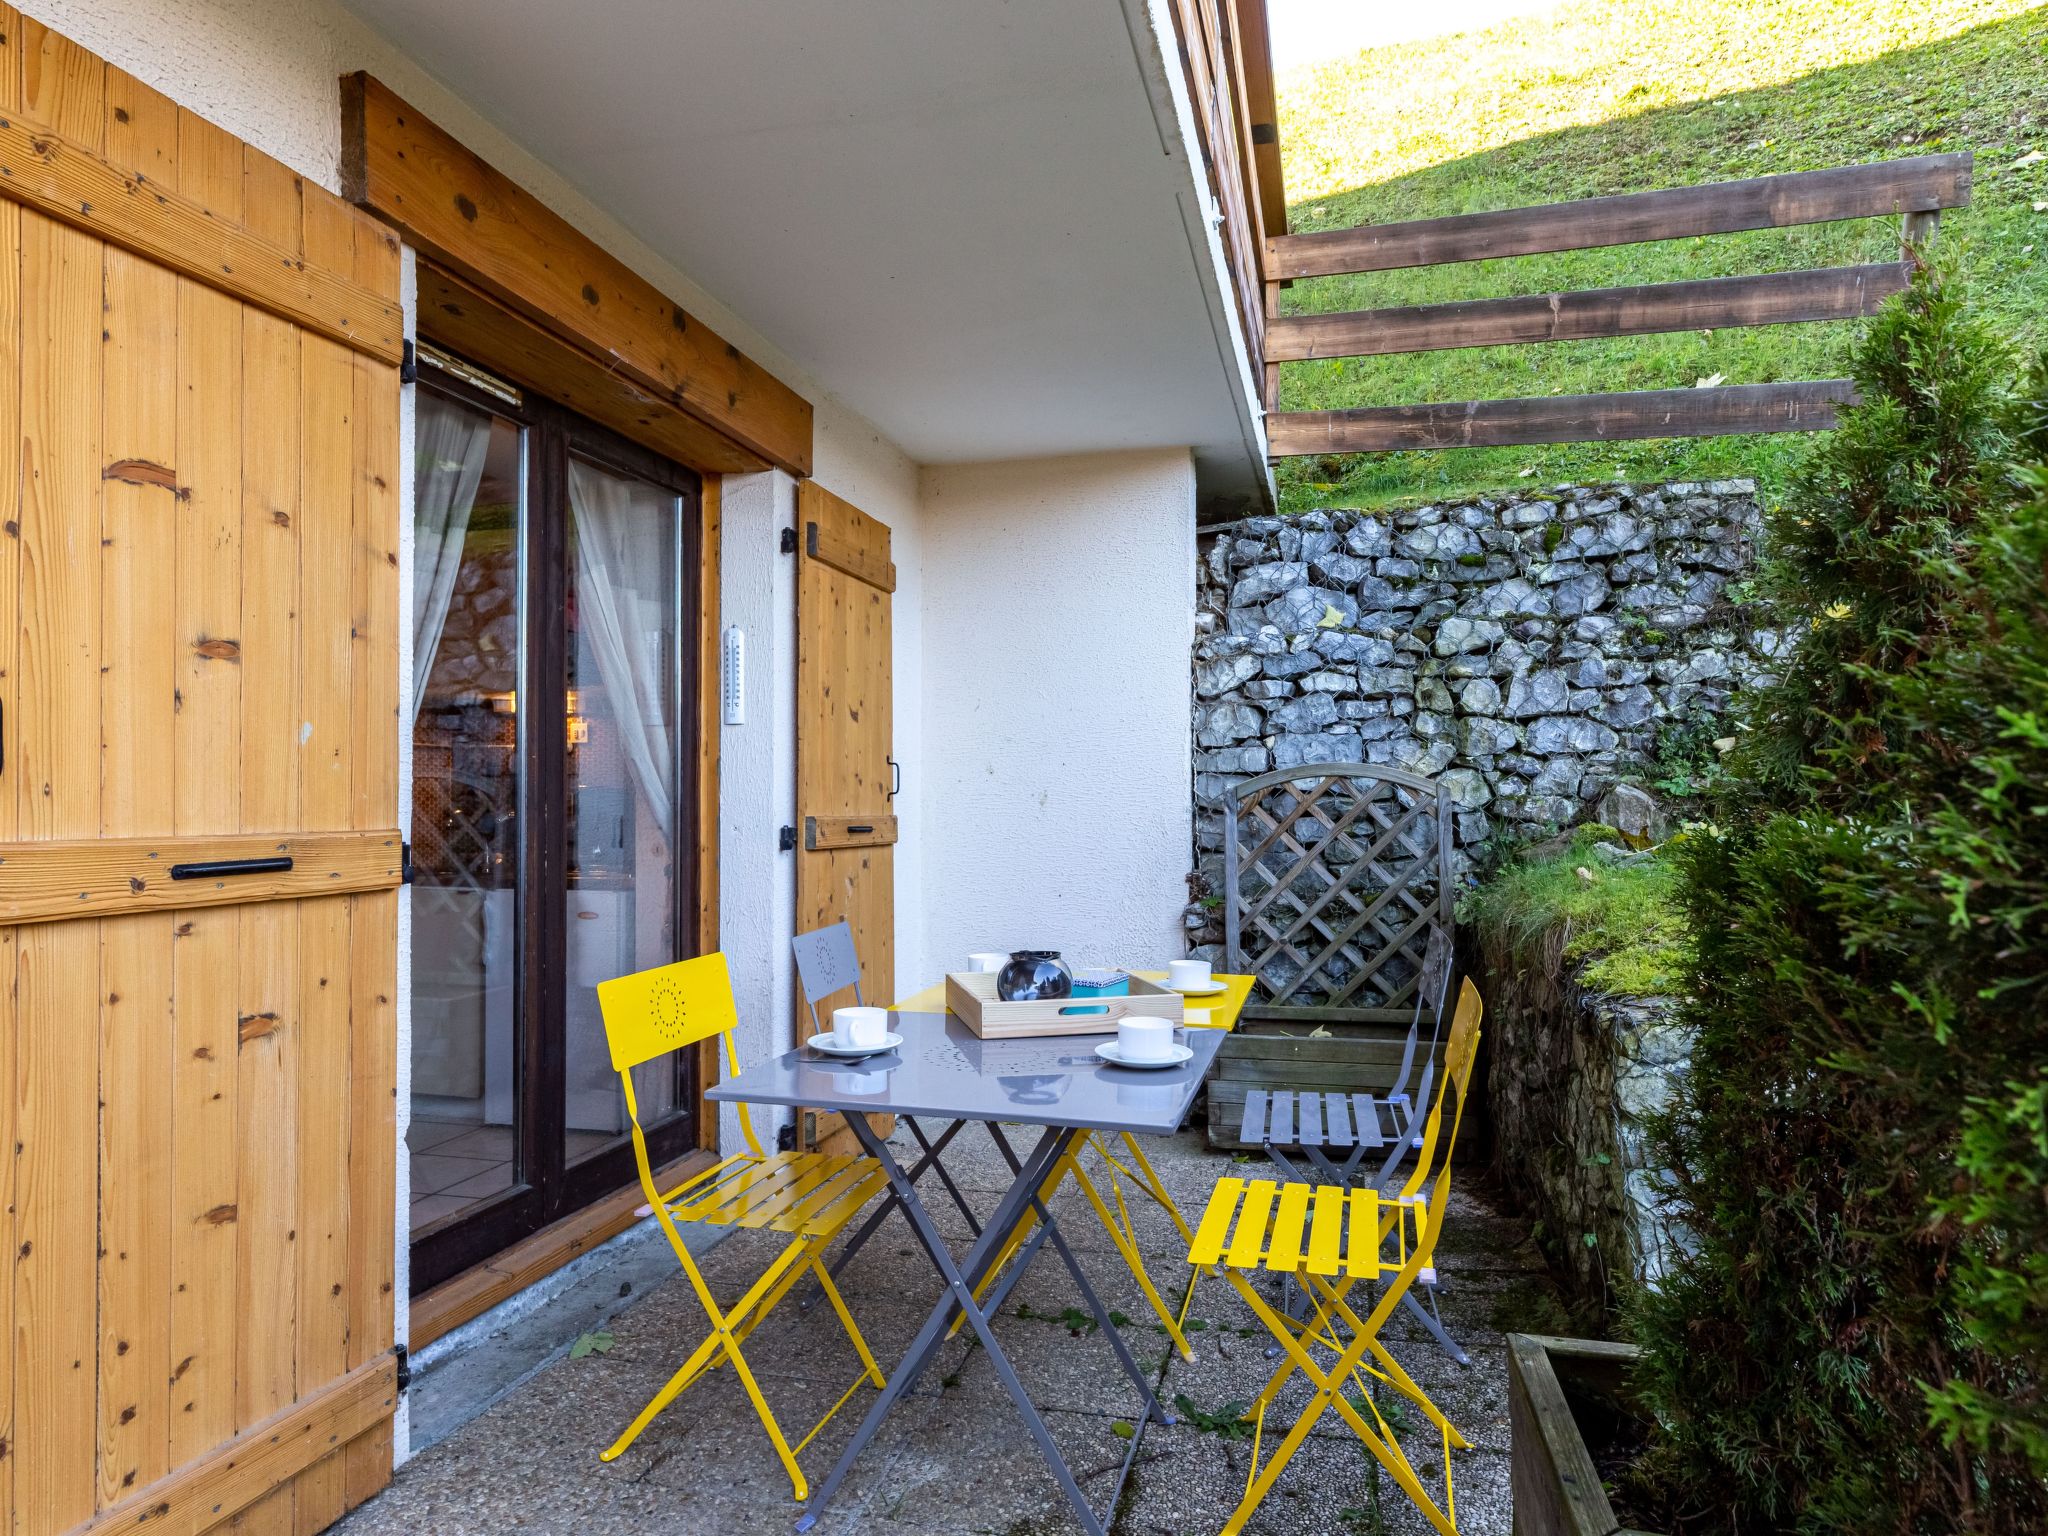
[721,624,745,725]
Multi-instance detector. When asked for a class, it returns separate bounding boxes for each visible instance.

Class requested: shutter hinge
[780,526,798,555]
[394,1343,412,1391]
[778,825,797,853]
[401,841,414,884]
[399,338,418,385]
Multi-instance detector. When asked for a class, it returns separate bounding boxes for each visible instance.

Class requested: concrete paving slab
[341,1124,1556,1536]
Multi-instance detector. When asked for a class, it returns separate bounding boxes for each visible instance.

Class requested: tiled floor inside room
[408,1117,615,1232]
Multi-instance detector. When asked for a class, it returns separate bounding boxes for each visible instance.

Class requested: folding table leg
[986,1123,1172,1420]
[804,1114,976,1310]
[798,1121,1114,1536]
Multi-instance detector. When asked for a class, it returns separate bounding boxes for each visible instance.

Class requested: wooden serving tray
[945,971,1184,1039]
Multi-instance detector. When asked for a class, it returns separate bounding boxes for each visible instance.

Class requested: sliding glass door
[408,358,702,1293]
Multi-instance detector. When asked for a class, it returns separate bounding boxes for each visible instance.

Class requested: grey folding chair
[794,919,866,1033]
[789,922,982,1304]
[1240,923,1470,1364]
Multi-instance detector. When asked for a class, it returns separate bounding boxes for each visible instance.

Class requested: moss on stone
[1459,825,1691,997]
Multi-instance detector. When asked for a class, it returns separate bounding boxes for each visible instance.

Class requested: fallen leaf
[1112,1420,1135,1439]
[1694,372,1726,389]
[1575,866,1596,883]
[2011,148,2044,170]
[1713,736,1736,754]
[1518,465,1537,477]
[2035,200,2048,213]
[1317,603,1344,628]
[569,1331,615,1360]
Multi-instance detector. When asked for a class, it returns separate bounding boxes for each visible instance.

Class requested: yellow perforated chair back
[598,951,740,1073]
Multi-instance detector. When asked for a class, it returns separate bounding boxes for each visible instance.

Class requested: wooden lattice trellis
[1223,762,1454,1023]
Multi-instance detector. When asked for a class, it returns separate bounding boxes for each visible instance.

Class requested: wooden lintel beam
[0,113,402,361]
[1267,153,1971,280]
[1267,262,1912,362]
[1266,380,1855,456]
[416,263,770,475]
[341,73,813,476]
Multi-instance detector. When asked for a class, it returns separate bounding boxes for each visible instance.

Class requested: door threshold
[410,1149,711,1350]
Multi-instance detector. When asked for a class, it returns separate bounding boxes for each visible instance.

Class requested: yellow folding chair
[1186,979,1485,1536]
[594,952,889,1499]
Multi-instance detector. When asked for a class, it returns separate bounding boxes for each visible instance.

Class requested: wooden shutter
[0,15,403,1536]
[794,484,897,1155]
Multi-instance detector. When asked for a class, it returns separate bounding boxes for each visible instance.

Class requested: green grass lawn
[1272,0,2048,511]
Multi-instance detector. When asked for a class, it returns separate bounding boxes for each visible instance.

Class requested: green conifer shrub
[1626,266,2048,1534]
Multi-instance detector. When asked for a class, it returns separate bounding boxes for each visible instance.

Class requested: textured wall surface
[919,449,1196,976]
[1189,482,1777,921]
[1476,917,1694,1321]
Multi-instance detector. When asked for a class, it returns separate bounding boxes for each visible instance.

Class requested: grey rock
[1344,520,1393,558]
[1435,616,1505,655]
[1552,571,1611,617]
[1229,562,1307,607]
[1271,692,1340,731]
[1194,654,1260,698]
[1459,716,1519,756]
[1265,586,1359,634]
[1527,715,1621,754]
[1300,669,1359,695]
[1598,783,1669,843]
[1458,677,1503,713]
[1504,669,1571,718]
[1196,701,1262,746]
[1273,730,1363,769]
[1310,552,1369,586]
[1314,632,1396,665]
[1440,768,1492,808]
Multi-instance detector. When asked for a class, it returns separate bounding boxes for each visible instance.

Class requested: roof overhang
[338,0,1270,506]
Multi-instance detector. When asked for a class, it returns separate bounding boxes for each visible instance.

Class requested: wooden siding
[0,14,401,1535]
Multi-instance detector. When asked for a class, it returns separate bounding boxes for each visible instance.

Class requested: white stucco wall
[917,449,1196,978]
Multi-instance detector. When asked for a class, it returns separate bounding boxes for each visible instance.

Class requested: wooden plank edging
[64,1354,397,1536]
[1268,380,1854,456]
[0,115,401,361]
[1266,262,1912,362]
[1267,153,1971,279]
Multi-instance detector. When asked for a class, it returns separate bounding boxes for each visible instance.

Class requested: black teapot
[996,950,1072,1002]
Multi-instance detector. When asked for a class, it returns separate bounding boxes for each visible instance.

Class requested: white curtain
[411,393,493,723]
[567,458,675,838]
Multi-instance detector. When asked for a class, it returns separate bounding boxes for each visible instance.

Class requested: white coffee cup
[842,1069,888,1096]
[834,1005,888,1048]
[1168,958,1213,990]
[1117,1016,1175,1062]
[968,951,1008,973]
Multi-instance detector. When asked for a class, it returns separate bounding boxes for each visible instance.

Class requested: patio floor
[340,1121,1564,1536]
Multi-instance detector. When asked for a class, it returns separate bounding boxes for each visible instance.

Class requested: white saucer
[1095,1040,1194,1070]
[1166,980,1228,997]
[808,1031,904,1058]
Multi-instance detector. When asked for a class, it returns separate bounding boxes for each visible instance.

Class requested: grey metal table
[708,1009,1224,1536]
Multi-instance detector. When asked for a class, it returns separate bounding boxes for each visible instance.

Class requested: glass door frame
[410,362,705,1294]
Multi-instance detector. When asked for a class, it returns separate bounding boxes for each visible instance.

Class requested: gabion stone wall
[1190,481,1778,917]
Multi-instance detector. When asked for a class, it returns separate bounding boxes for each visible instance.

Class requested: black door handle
[847,825,874,835]
[886,756,901,800]
[170,856,294,880]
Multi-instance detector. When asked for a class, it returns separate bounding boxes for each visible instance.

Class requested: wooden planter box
[1205,1019,1445,1149]
[1506,1334,1667,1536]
